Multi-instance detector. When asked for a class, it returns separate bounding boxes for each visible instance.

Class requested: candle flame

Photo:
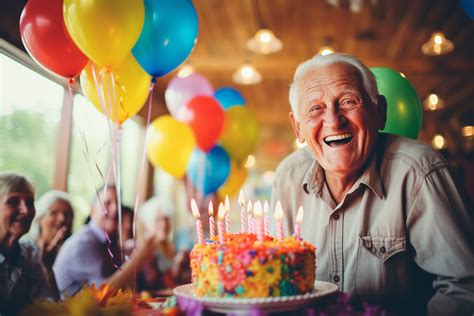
[224,195,230,212]
[263,200,269,214]
[238,190,245,206]
[217,203,226,220]
[274,201,283,220]
[253,201,263,218]
[191,198,200,219]
[295,206,304,223]
[208,201,214,216]
[247,200,253,214]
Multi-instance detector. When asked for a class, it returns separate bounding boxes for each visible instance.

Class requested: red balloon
[19,0,88,79]
[183,95,224,152]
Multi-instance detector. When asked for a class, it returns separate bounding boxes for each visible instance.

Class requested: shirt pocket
[355,236,409,303]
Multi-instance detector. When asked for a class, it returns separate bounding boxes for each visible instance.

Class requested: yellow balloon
[220,107,259,163]
[147,115,196,178]
[218,161,248,198]
[80,54,151,125]
[64,0,144,68]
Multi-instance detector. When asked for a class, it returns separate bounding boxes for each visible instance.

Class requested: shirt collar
[302,135,385,200]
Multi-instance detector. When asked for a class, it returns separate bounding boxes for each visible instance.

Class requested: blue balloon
[460,0,474,19]
[132,0,198,78]
[187,145,231,195]
[214,87,246,109]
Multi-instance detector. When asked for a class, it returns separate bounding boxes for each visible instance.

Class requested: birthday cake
[190,233,316,298]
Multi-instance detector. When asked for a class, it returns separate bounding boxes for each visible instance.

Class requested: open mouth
[323,133,354,147]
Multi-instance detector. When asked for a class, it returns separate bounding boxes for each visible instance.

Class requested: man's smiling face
[290,62,384,178]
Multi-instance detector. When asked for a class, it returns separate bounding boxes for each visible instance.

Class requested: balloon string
[113,73,128,122]
[90,64,122,268]
[132,79,155,241]
[109,70,124,263]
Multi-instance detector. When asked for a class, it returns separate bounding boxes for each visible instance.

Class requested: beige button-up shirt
[271,134,474,315]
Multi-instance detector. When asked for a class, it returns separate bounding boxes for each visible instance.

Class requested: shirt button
[333,275,340,283]
[333,213,340,220]
[379,246,386,254]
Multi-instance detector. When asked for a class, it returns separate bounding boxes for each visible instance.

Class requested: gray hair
[29,190,73,240]
[139,196,173,227]
[0,172,35,197]
[289,53,379,120]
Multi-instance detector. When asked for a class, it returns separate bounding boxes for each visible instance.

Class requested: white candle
[238,190,246,233]
[295,206,304,240]
[224,195,231,233]
[191,198,204,245]
[254,201,264,242]
[208,201,215,238]
[247,200,254,234]
[217,202,226,244]
[274,201,284,240]
[263,200,270,236]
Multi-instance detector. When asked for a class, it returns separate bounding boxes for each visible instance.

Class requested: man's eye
[7,197,20,207]
[340,99,357,107]
[308,105,323,113]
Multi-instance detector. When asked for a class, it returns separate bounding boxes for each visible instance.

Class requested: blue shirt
[53,222,120,298]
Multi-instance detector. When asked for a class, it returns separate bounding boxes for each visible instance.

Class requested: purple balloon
[165,73,214,120]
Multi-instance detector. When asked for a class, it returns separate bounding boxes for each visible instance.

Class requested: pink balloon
[165,73,214,120]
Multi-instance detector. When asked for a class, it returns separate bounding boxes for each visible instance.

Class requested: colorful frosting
[190,233,316,298]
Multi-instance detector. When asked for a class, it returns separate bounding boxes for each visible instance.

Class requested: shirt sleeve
[406,166,474,315]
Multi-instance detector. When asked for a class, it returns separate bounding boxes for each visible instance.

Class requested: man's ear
[289,112,304,143]
[376,95,387,130]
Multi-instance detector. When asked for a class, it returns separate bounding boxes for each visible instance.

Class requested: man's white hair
[289,53,379,120]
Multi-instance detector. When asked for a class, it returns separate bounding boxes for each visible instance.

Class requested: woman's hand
[40,226,67,268]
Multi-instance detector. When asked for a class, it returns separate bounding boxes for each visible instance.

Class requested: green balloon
[371,67,422,139]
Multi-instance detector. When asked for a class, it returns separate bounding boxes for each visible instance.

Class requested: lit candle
[247,200,254,233]
[295,206,304,240]
[254,201,264,242]
[191,198,204,245]
[274,201,284,240]
[224,195,231,233]
[263,200,270,236]
[217,202,226,244]
[208,201,215,239]
[238,190,246,233]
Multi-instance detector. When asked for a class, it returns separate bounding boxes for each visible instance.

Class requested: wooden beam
[53,88,73,191]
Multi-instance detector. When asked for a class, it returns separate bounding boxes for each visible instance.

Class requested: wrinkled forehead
[298,63,365,95]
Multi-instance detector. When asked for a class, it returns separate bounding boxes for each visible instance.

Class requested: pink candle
[208,201,215,239]
[238,190,246,233]
[254,201,264,242]
[191,198,204,245]
[247,200,254,233]
[217,203,226,244]
[263,200,270,236]
[224,195,231,233]
[295,206,304,240]
[274,201,284,240]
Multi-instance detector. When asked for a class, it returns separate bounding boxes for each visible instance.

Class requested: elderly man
[53,185,161,297]
[271,53,474,315]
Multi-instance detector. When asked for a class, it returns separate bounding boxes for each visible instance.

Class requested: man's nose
[323,107,345,128]
[18,199,30,215]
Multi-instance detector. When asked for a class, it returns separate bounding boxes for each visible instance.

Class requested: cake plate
[173,281,338,314]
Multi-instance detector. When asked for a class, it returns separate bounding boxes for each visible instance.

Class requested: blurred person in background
[28,190,74,269]
[136,197,191,294]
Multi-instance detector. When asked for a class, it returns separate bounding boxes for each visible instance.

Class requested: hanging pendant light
[318,46,335,56]
[232,63,262,85]
[423,93,445,111]
[246,28,283,54]
[421,32,454,56]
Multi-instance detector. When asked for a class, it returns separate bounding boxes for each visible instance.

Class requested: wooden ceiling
[2,0,474,171]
